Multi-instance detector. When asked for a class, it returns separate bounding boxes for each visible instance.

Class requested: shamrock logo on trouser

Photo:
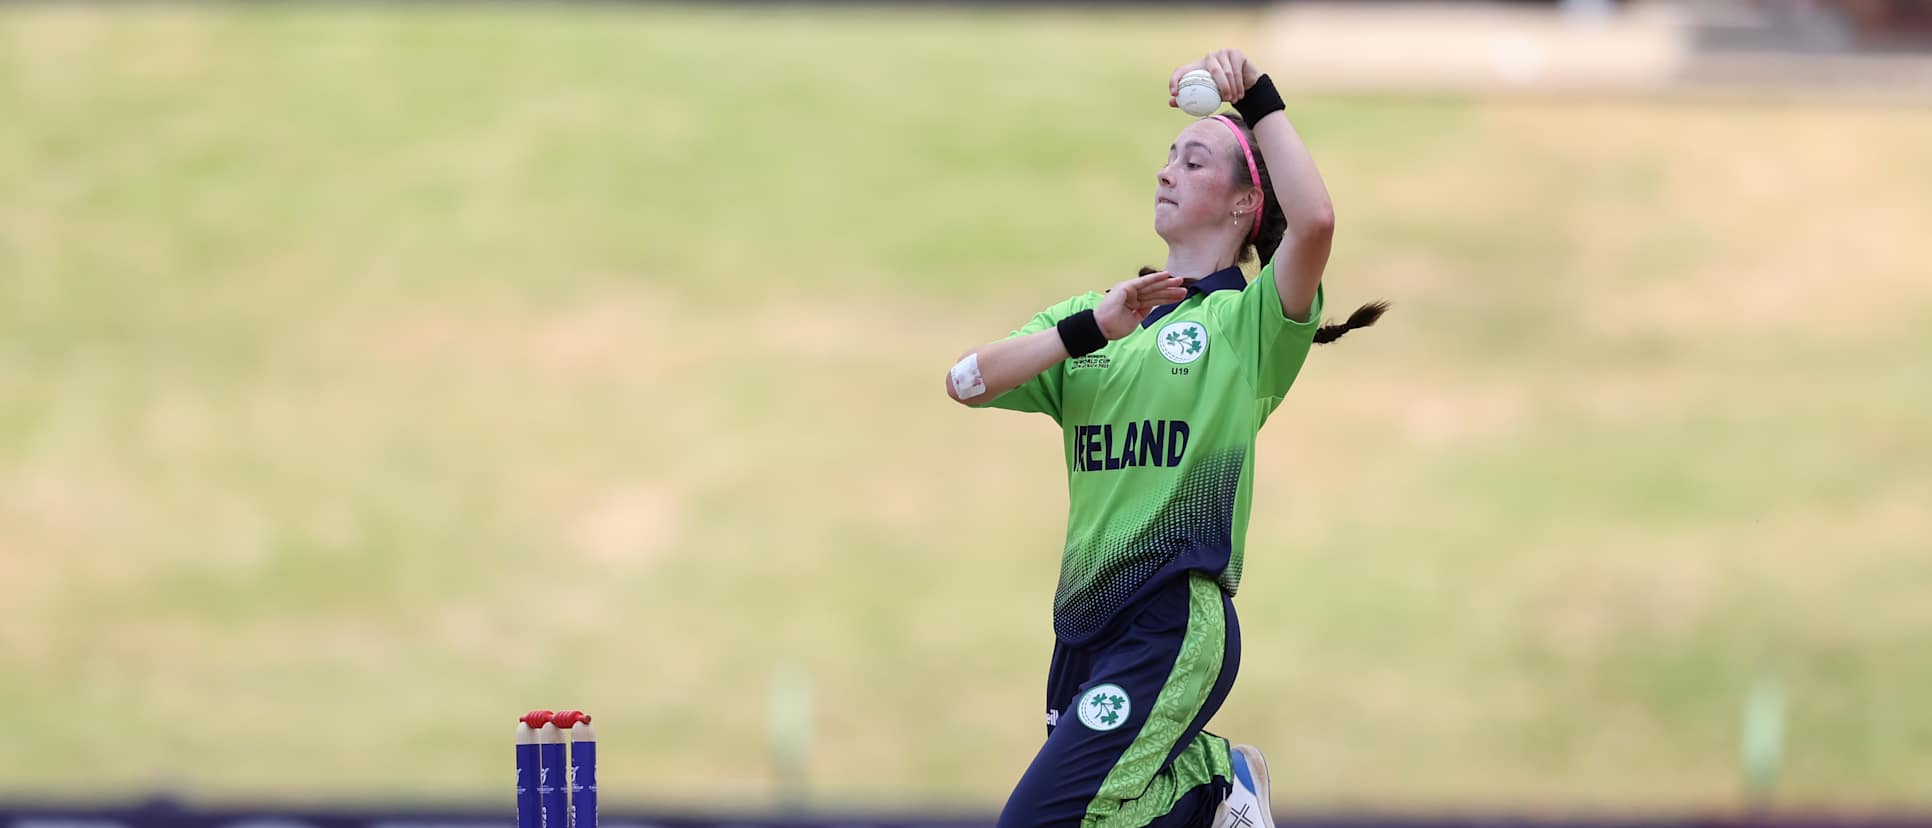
[1077,684,1132,731]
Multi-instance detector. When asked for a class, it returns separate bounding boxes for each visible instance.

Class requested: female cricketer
[944,48,1385,828]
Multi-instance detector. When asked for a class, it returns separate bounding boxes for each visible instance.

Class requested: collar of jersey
[1139,265,1246,329]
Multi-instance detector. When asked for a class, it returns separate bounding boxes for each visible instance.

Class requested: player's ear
[1242,186,1266,215]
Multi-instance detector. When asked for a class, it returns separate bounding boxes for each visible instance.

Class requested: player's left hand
[1095,271,1187,339]
[1168,48,1263,108]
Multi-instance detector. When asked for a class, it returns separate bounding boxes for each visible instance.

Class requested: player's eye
[1185,163,1202,170]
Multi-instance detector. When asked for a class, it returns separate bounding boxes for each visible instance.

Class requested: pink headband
[1211,114,1262,241]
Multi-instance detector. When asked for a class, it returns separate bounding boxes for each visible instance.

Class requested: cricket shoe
[1213,744,1275,828]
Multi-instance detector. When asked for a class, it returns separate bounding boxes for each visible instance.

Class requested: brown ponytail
[1312,300,1388,344]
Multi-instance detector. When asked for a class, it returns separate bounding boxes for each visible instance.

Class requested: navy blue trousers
[998,574,1241,828]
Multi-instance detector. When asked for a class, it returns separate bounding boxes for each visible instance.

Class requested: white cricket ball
[1176,69,1221,117]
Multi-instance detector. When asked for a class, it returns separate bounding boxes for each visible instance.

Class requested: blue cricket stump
[537,721,568,828]
[515,711,549,828]
[568,721,598,828]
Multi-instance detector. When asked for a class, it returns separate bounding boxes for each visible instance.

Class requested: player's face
[1154,120,1249,242]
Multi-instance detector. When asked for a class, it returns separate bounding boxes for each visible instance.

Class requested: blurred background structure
[2,0,1929,826]
[1265,0,1932,98]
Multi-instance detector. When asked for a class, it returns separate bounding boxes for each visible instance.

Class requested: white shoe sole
[1231,744,1276,828]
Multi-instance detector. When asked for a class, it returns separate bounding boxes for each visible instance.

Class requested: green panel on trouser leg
[1082,576,1229,826]
[1097,732,1233,827]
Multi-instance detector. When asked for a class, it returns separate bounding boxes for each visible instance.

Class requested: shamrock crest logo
[1076,683,1132,731]
[1156,321,1209,365]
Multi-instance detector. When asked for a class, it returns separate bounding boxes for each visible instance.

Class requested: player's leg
[1074,575,1236,826]
[1092,579,1242,828]
[1143,587,1275,828]
[998,641,1099,825]
[1145,590,1276,828]
[1000,573,1237,828]
[998,573,1254,828]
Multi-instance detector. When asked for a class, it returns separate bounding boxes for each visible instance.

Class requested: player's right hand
[1095,271,1187,340]
[1168,48,1263,107]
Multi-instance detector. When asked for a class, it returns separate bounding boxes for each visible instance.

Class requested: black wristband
[1056,309,1107,358]
[1234,74,1285,126]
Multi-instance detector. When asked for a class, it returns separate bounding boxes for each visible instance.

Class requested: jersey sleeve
[970,294,1092,422]
[1225,261,1324,412]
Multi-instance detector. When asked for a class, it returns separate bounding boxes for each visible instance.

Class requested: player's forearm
[1251,105,1334,322]
[945,329,1069,405]
[1251,111,1335,241]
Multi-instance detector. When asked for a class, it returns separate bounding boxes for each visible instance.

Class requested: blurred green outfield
[3,0,1931,812]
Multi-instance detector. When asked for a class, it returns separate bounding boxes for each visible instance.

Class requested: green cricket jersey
[974,262,1324,644]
